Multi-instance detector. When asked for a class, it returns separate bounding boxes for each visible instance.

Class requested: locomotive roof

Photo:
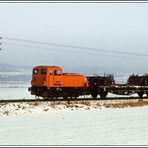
[33,66,62,69]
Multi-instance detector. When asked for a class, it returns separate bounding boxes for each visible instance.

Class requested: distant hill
[0,62,146,76]
[0,63,32,73]
[0,63,32,83]
[0,63,115,74]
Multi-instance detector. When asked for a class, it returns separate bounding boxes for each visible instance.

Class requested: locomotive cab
[31,66,62,87]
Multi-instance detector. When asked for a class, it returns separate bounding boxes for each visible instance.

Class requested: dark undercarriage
[29,86,89,99]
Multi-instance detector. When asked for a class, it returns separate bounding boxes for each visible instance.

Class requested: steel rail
[0,96,148,104]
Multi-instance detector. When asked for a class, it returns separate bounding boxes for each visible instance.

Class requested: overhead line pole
[0,37,2,50]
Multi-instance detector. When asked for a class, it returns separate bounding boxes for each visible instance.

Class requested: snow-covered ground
[0,87,34,99]
[0,100,148,145]
[0,76,148,146]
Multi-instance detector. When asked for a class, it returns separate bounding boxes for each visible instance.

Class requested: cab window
[33,69,38,74]
[41,69,46,74]
[49,70,53,75]
[54,70,61,76]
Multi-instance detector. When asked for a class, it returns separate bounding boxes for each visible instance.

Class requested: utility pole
[0,37,2,50]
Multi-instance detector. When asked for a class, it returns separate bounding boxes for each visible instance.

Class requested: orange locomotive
[29,66,89,99]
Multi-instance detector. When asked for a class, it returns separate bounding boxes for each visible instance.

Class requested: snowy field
[0,85,148,146]
[0,100,148,145]
[0,87,34,99]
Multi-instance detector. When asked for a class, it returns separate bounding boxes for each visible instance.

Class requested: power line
[2,36,148,58]
[3,42,74,53]
[3,42,147,60]
[2,42,146,59]
[4,42,146,63]
[2,42,122,56]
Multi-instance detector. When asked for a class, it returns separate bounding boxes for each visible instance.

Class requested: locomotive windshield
[49,70,53,75]
[33,69,38,74]
[54,70,62,75]
[41,69,47,74]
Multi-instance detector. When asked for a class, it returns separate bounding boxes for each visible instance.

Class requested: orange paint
[31,66,88,88]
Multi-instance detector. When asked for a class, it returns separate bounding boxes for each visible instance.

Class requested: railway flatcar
[86,75,115,98]
[127,74,148,97]
[29,66,89,99]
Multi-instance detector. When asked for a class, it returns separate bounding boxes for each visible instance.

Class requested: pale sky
[0,3,148,72]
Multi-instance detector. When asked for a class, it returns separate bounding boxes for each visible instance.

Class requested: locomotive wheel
[99,91,108,99]
[44,96,53,100]
[91,92,98,99]
[137,92,144,98]
[44,96,49,100]
[63,96,69,99]
[146,92,148,97]
[74,96,78,99]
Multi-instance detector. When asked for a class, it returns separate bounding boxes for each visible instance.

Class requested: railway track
[0,96,148,104]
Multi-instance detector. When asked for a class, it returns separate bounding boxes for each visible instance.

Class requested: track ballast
[0,96,147,104]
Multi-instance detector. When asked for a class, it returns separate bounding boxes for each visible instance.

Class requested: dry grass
[22,106,26,110]
[43,108,49,112]
[50,101,58,108]
[47,99,148,109]
[0,102,8,106]
[48,100,92,109]
[65,101,91,108]
[80,101,91,106]
[33,101,40,106]
[1,99,148,115]
[65,101,76,108]
[96,102,101,108]
[3,110,9,116]
[103,100,148,108]
[28,101,40,107]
